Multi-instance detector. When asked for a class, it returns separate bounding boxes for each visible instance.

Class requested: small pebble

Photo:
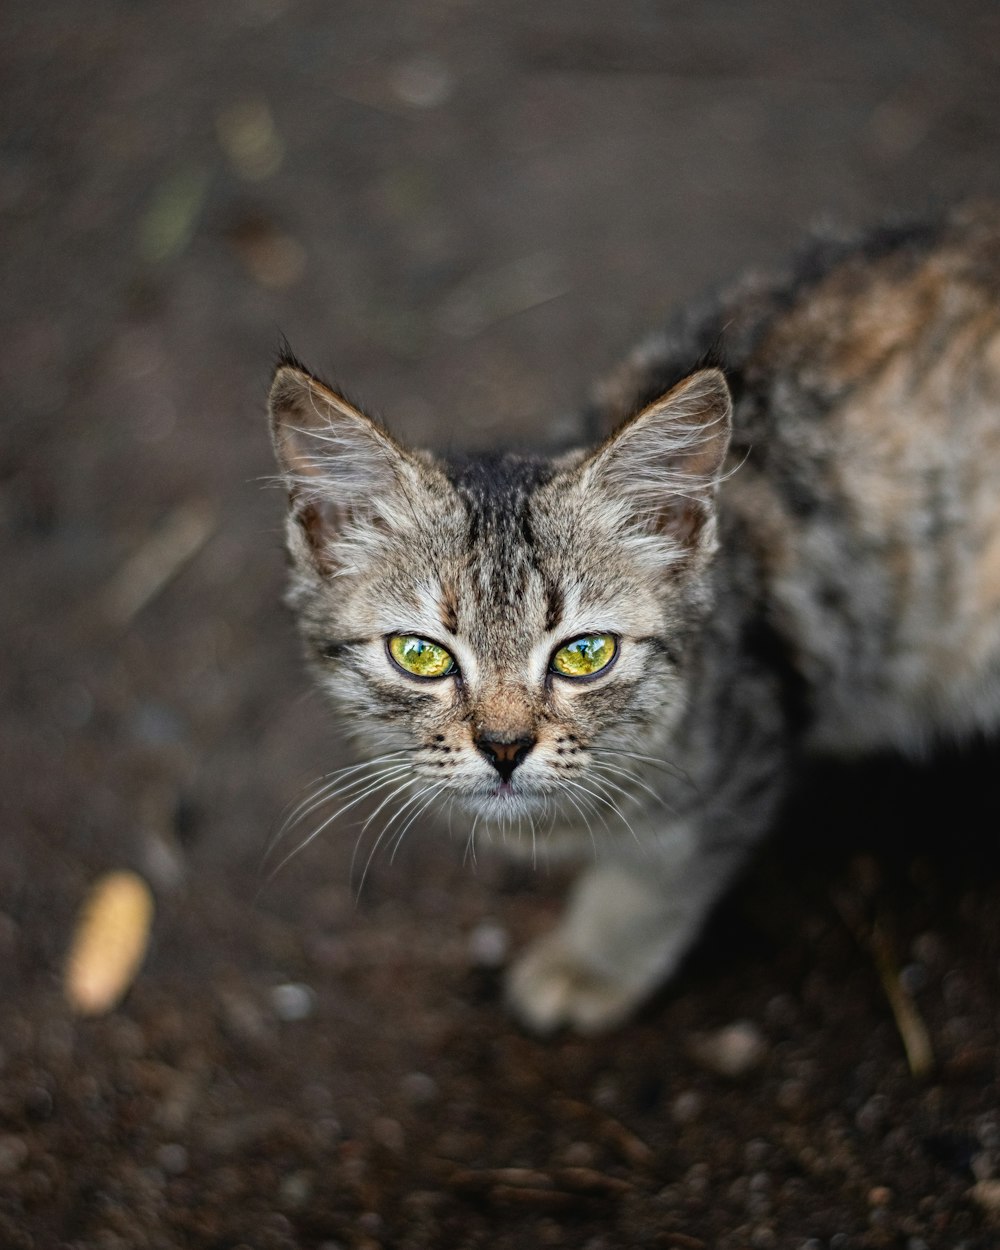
[868,1185,892,1206]
[400,1071,438,1106]
[24,1085,54,1121]
[856,1094,888,1134]
[141,828,187,891]
[777,1078,807,1113]
[977,1114,1000,1150]
[279,1170,312,1208]
[591,1075,620,1108]
[685,1162,711,1196]
[671,1089,703,1125]
[728,1174,748,1204]
[371,1116,405,1154]
[220,990,269,1041]
[388,56,453,109]
[357,1211,383,1235]
[690,1020,768,1078]
[764,993,797,1028]
[746,1139,771,1167]
[0,1136,28,1175]
[562,1140,596,1167]
[942,1014,975,1046]
[271,983,315,1022]
[899,962,927,994]
[311,1116,343,1148]
[467,920,510,968]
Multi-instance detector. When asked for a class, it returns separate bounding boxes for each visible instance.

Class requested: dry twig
[102,499,216,626]
[833,882,934,1079]
[556,1094,655,1167]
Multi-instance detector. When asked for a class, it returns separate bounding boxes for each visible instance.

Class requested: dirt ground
[4,3,1000,1247]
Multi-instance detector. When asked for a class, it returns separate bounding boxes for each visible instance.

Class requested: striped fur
[269,201,1000,1032]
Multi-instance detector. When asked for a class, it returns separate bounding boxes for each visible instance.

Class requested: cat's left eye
[550,634,617,679]
[388,634,457,679]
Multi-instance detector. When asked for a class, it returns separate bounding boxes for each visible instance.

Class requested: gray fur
[269,201,1000,1032]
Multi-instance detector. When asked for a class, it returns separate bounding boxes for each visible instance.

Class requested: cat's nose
[475,734,534,782]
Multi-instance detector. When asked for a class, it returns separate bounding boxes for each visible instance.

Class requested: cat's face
[269,359,730,838]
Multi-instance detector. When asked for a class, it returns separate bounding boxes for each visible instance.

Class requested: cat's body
[269,201,1000,1033]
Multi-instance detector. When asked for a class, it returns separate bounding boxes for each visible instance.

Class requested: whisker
[276,764,412,836]
[563,775,644,850]
[389,784,443,863]
[262,768,414,885]
[350,776,420,885]
[355,782,436,896]
[464,814,478,867]
[601,747,698,792]
[591,760,669,809]
[555,781,602,860]
[262,771,414,874]
[592,761,684,825]
[280,750,413,817]
[266,753,413,856]
[466,806,487,865]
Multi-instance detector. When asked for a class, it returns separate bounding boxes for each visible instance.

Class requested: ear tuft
[584,367,733,556]
[268,360,414,569]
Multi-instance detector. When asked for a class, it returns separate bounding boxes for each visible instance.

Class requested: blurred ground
[4,2,1000,1247]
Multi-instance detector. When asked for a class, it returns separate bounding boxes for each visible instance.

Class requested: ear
[582,368,732,558]
[268,360,416,571]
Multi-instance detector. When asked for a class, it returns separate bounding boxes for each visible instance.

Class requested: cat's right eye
[387,634,457,679]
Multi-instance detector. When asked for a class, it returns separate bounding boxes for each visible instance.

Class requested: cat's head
[269,355,731,835]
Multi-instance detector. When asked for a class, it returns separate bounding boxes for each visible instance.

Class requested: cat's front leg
[506,840,737,1034]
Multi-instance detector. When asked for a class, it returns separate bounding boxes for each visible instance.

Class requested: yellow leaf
[65,871,155,1016]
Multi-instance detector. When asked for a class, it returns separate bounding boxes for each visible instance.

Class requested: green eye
[551,634,617,678]
[388,634,456,679]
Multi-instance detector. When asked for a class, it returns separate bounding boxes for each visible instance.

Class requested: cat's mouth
[474,781,523,808]
[464,776,546,818]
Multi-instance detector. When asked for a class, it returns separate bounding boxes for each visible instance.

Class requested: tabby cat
[268,201,1000,1033]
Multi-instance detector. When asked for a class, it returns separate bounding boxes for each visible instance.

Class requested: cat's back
[602,201,1000,754]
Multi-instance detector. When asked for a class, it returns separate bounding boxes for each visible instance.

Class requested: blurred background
[4,2,1000,1247]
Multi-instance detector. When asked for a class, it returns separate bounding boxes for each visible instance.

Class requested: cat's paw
[505,932,644,1035]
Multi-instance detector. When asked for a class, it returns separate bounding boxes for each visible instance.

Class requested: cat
[268,199,1000,1034]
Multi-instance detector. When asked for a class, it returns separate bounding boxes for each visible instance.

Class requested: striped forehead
[442,452,555,532]
[441,451,558,612]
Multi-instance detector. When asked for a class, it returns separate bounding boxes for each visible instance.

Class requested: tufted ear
[581,368,732,559]
[269,360,417,571]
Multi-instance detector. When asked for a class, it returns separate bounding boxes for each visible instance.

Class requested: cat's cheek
[550,674,645,728]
